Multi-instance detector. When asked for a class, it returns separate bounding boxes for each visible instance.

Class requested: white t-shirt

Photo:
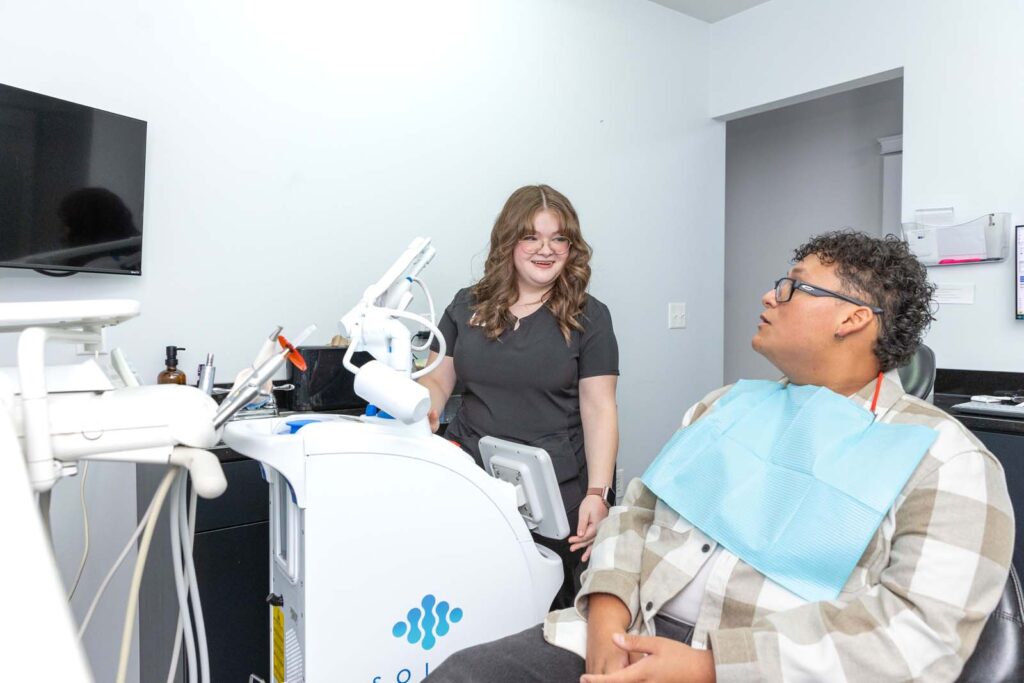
[658,547,722,625]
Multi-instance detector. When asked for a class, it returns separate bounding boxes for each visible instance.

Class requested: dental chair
[898,343,936,401]
[959,565,1024,682]
[897,344,1024,681]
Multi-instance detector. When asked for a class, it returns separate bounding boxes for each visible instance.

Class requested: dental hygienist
[419,184,619,609]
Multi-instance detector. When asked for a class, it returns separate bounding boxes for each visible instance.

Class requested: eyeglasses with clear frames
[518,234,572,255]
[773,277,884,315]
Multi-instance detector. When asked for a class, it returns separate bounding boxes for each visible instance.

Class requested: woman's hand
[570,495,609,562]
[418,353,455,435]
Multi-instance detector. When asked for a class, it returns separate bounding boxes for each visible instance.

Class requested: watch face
[604,488,615,506]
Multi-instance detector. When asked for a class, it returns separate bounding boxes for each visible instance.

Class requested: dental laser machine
[224,238,567,682]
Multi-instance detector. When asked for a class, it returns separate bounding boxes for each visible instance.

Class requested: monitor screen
[1016,224,1023,320]
[0,82,147,275]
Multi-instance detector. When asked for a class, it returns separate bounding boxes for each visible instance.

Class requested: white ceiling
[646,0,772,23]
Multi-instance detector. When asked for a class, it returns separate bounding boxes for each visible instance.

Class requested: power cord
[115,468,177,683]
[66,462,91,601]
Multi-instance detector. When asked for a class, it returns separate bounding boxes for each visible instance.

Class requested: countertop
[935,393,1024,437]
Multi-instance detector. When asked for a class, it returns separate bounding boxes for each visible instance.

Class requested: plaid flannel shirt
[544,373,1014,682]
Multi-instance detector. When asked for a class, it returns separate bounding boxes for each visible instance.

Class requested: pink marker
[938,257,983,264]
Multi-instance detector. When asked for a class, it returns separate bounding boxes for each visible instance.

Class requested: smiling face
[513,208,569,294]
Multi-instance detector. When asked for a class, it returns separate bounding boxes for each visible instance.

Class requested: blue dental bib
[641,380,937,602]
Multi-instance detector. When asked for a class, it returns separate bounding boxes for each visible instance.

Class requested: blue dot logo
[391,594,463,651]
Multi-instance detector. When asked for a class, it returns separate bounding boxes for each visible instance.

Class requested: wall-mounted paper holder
[901,210,1010,266]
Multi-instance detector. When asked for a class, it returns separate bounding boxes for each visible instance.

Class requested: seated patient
[428,231,1014,683]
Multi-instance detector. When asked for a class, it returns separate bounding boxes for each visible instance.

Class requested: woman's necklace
[510,296,548,330]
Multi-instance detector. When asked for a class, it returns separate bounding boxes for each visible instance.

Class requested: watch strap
[586,486,613,507]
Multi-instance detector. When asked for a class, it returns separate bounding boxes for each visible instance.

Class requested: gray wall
[723,78,903,383]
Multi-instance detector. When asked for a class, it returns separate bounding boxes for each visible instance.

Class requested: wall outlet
[668,302,686,329]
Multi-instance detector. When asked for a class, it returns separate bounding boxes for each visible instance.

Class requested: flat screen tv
[0,81,147,276]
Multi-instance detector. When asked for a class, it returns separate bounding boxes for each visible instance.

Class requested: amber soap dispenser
[158,346,187,385]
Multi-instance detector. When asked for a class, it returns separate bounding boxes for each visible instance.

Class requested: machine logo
[391,594,463,651]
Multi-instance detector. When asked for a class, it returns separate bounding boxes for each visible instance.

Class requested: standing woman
[420,185,619,609]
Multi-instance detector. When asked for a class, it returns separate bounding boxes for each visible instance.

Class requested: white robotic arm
[338,237,446,424]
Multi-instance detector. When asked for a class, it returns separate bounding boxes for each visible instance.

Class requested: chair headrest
[897,344,936,400]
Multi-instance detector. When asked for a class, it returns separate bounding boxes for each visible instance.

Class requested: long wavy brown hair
[471,185,592,342]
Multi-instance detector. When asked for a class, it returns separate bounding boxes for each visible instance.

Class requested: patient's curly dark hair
[793,230,936,372]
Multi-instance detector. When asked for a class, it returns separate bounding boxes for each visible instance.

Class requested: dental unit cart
[225,414,563,682]
[224,237,566,682]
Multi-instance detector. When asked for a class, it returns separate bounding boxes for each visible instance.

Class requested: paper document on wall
[936,223,986,260]
[933,283,975,305]
[904,227,939,262]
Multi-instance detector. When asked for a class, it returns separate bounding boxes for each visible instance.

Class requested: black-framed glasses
[518,234,572,255]
[773,277,884,314]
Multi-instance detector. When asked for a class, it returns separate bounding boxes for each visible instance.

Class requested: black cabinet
[138,453,269,683]
[192,521,268,682]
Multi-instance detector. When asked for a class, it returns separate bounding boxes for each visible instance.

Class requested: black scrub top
[431,287,619,511]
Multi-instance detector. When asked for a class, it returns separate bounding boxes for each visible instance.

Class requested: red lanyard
[869,371,884,415]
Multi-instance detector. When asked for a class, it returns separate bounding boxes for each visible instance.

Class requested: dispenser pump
[158,346,187,385]
[165,346,184,368]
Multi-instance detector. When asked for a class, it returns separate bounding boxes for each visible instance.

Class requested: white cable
[374,307,446,378]
[179,474,210,683]
[409,276,436,352]
[166,608,184,683]
[78,474,166,637]
[66,461,90,601]
[342,307,445,379]
[170,472,198,683]
[166,481,199,683]
[166,621,183,683]
[116,468,176,683]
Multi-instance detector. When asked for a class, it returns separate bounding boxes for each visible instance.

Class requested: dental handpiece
[212,325,315,429]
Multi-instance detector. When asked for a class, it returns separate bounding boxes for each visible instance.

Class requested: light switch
[668,302,686,329]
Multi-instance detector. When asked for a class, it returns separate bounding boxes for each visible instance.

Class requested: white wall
[724,78,903,383]
[900,0,1024,371]
[710,0,905,120]
[0,1,723,678]
[712,0,1024,373]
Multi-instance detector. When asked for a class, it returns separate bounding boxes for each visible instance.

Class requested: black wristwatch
[586,486,614,508]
